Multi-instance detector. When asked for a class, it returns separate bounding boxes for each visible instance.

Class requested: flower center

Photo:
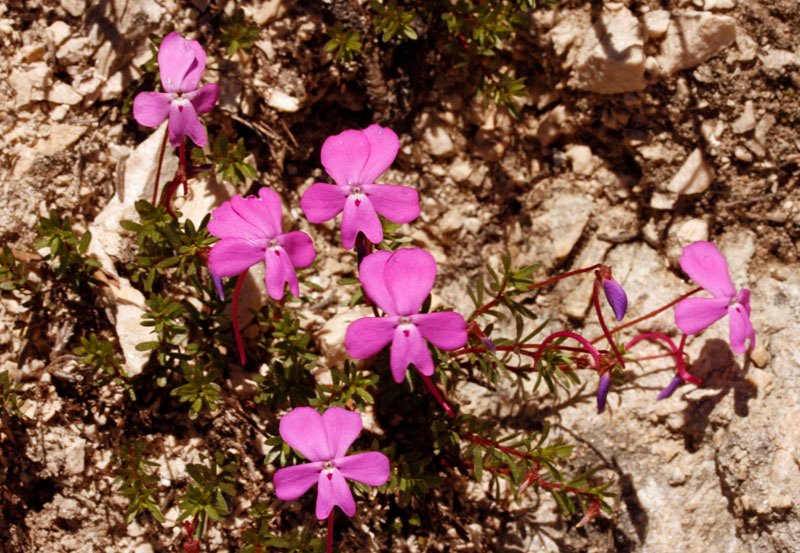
[399,317,412,337]
[323,460,335,480]
[171,96,190,113]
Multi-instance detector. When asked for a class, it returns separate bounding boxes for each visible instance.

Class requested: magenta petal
[188,83,219,115]
[230,195,278,237]
[316,469,355,520]
[132,91,171,127]
[255,188,284,234]
[336,452,390,487]
[341,194,383,249]
[300,183,347,224]
[363,184,420,224]
[674,296,730,335]
[278,231,316,269]
[679,241,737,298]
[274,461,323,501]
[179,39,207,92]
[208,238,264,277]
[390,324,433,382]
[279,407,331,462]
[265,247,298,299]
[321,129,370,186]
[168,101,206,147]
[345,316,397,359]
[728,302,755,354]
[412,312,467,350]
[322,407,362,458]
[384,248,437,316]
[158,32,197,93]
[359,125,400,184]
[208,201,267,240]
[358,250,396,314]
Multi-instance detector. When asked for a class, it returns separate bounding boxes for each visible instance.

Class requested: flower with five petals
[133,32,219,148]
[345,248,467,382]
[273,407,390,520]
[300,125,420,249]
[674,241,755,354]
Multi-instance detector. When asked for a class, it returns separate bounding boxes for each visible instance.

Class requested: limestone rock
[267,89,300,112]
[568,7,646,94]
[423,124,455,158]
[9,63,52,108]
[47,81,83,105]
[666,148,714,195]
[731,100,755,134]
[642,10,670,40]
[656,12,737,75]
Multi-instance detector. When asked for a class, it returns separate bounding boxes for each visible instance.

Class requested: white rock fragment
[61,0,86,17]
[666,148,714,195]
[47,81,83,105]
[537,105,572,147]
[423,125,455,158]
[642,10,671,39]
[449,158,473,183]
[759,49,800,71]
[9,63,52,107]
[46,21,72,46]
[704,0,736,10]
[568,7,646,94]
[656,12,737,75]
[65,437,87,475]
[267,89,300,112]
[731,101,755,134]
[565,144,595,176]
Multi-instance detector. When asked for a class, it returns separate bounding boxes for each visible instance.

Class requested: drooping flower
[601,278,628,321]
[273,407,390,520]
[300,125,420,249]
[345,248,467,382]
[133,32,219,148]
[674,241,755,354]
[208,187,315,300]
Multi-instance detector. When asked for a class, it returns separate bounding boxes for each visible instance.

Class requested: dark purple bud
[602,278,628,321]
[355,232,369,266]
[596,373,612,413]
[211,270,225,300]
[657,375,684,400]
[481,336,497,353]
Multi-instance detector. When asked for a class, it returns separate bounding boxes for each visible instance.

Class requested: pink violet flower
[207,187,315,300]
[300,125,420,249]
[345,248,467,382]
[132,32,220,148]
[273,407,390,520]
[674,241,755,354]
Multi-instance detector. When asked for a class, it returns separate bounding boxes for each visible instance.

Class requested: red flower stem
[625,332,679,354]
[232,271,248,365]
[592,280,625,370]
[326,512,334,553]
[419,373,455,418]
[462,432,536,460]
[526,263,603,292]
[179,139,189,196]
[453,343,592,356]
[151,129,169,205]
[590,287,703,344]
[532,331,601,372]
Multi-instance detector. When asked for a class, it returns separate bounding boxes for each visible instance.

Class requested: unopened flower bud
[602,278,628,321]
[657,375,684,400]
[596,372,612,413]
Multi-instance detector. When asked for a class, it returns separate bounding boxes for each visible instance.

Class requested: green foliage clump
[114,440,166,523]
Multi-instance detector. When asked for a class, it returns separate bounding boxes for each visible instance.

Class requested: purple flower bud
[602,278,628,321]
[211,270,225,300]
[596,373,612,413]
[481,336,497,353]
[657,375,684,400]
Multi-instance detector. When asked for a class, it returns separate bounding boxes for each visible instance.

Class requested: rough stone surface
[665,148,715,195]
[656,12,737,75]
[568,7,646,94]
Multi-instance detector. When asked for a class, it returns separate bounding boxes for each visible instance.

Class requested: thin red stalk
[419,373,455,418]
[463,433,536,461]
[592,280,625,370]
[453,343,591,356]
[527,263,602,292]
[326,513,334,553]
[531,331,601,372]
[179,140,188,196]
[151,129,169,204]
[626,332,679,354]
[591,287,703,344]
[231,271,248,365]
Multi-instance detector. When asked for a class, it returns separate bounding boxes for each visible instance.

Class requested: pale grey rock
[656,12,737,75]
[47,81,83,105]
[703,0,735,9]
[666,148,714,195]
[267,89,300,112]
[423,124,455,158]
[449,158,473,183]
[568,7,646,94]
[61,0,86,17]
[565,144,595,176]
[731,100,756,134]
[642,10,670,39]
[9,62,52,107]
[759,48,800,71]
[537,105,573,147]
[46,21,72,46]
[558,236,613,319]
